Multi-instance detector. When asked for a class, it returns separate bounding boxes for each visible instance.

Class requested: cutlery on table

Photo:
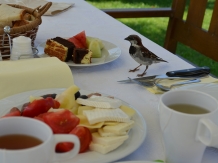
[154,78,201,91]
[118,66,210,86]
[127,77,154,87]
[127,76,201,87]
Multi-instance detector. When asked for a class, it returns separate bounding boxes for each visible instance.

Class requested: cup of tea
[158,89,218,163]
[0,117,80,163]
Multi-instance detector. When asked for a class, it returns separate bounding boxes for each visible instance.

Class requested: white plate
[37,38,121,67]
[0,88,147,163]
[172,83,218,100]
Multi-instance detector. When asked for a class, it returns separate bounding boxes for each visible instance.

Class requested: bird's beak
[124,37,130,41]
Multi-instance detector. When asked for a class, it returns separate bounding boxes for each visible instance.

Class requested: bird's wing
[140,46,167,62]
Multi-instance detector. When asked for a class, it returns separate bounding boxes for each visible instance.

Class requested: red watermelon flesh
[68,31,87,48]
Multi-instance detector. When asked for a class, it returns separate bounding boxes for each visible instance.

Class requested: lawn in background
[87,0,218,77]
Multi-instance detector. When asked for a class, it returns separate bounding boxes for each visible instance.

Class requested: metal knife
[118,66,210,82]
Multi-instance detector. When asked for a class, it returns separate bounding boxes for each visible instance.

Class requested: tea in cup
[0,117,80,163]
[158,90,218,163]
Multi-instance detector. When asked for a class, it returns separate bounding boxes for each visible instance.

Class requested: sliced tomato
[55,126,92,153]
[2,107,21,118]
[56,142,74,153]
[70,126,92,153]
[42,110,80,134]
[22,97,60,117]
[68,31,87,48]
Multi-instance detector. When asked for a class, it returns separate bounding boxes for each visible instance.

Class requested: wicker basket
[0,2,52,59]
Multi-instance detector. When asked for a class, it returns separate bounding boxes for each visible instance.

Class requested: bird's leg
[137,65,148,77]
[129,64,142,72]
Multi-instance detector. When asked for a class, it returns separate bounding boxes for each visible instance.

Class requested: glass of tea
[158,89,218,163]
[0,117,80,163]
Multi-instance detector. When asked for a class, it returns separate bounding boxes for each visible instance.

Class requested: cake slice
[73,48,92,64]
[44,37,75,62]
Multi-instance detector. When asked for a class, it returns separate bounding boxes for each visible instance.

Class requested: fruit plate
[37,37,121,67]
[0,88,147,163]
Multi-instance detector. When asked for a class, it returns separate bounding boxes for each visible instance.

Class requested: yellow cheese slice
[104,121,120,126]
[76,115,104,129]
[98,128,127,137]
[83,108,130,125]
[77,106,94,115]
[102,120,134,135]
[89,140,124,154]
[120,105,136,118]
[91,132,128,145]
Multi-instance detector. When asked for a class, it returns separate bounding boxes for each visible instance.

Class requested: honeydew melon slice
[88,39,102,58]
[86,36,104,49]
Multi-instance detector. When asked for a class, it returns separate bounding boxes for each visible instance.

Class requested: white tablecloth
[35,0,218,162]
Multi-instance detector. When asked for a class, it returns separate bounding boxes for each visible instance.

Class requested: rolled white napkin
[0,57,74,99]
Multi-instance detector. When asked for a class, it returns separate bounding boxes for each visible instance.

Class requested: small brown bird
[125,34,168,77]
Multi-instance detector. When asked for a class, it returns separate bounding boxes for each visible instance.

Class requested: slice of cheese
[77,106,94,115]
[83,108,130,124]
[76,115,104,129]
[91,132,128,145]
[76,95,122,108]
[98,128,127,137]
[120,105,136,118]
[104,121,120,126]
[103,120,134,134]
[89,140,124,154]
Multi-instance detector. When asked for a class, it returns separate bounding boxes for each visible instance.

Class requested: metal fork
[154,78,201,91]
[128,73,209,87]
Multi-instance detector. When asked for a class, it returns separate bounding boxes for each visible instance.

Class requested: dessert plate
[37,37,121,67]
[0,88,147,163]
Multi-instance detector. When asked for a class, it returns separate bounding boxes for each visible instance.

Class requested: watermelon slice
[68,31,87,48]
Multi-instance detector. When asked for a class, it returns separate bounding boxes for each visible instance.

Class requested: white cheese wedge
[98,128,127,137]
[91,132,128,145]
[89,140,124,154]
[103,120,134,135]
[76,95,122,108]
[83,108,130,124]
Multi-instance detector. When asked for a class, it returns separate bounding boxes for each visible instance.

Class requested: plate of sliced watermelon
[37,31,121,67]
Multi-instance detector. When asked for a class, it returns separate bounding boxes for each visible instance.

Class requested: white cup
[158,90,218,163]
[0,117,80,163]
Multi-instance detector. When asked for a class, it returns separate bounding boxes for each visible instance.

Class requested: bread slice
[0,4,26,27]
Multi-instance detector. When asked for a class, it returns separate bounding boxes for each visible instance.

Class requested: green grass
[86,0,218,77]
